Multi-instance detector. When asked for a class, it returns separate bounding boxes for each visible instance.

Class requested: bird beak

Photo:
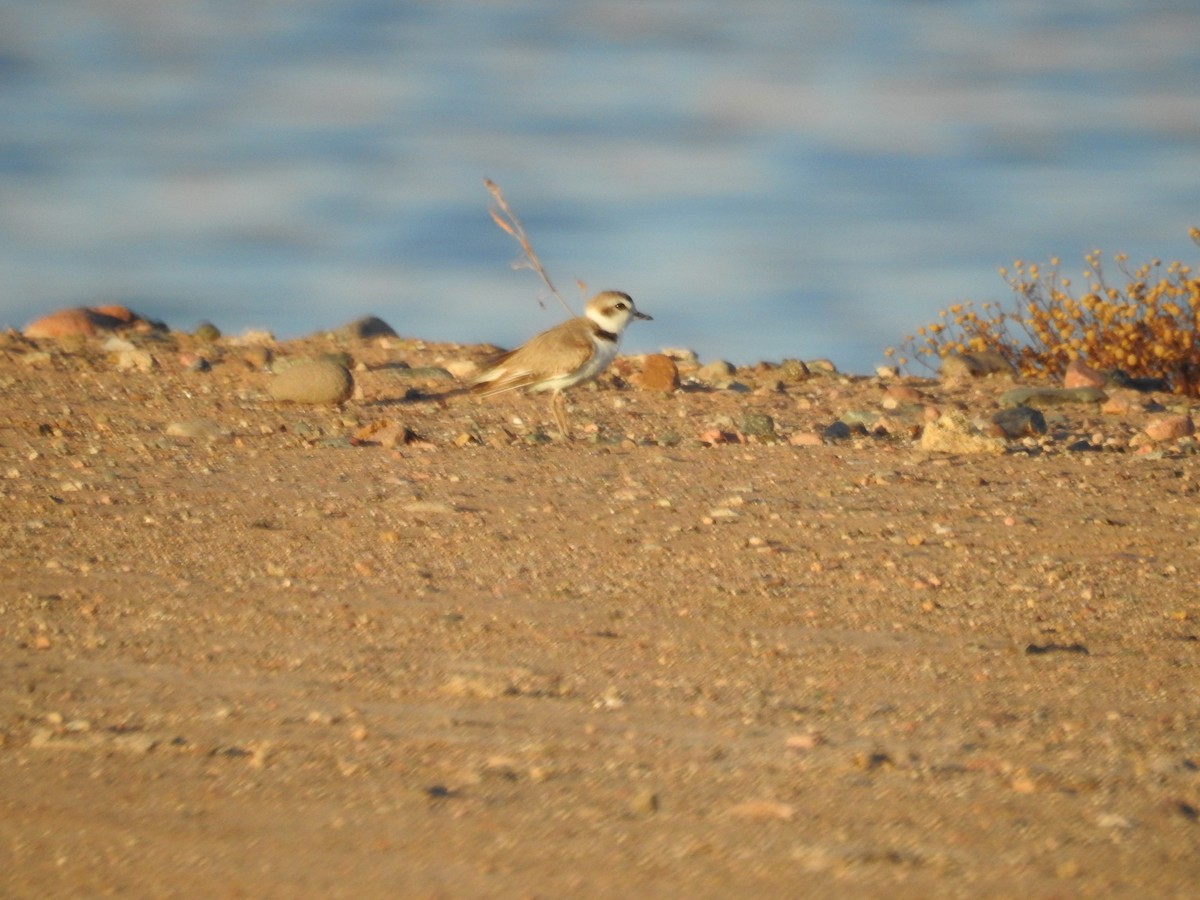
[634,310,653,321]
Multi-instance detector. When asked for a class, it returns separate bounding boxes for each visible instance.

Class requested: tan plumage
[470,290,651,437]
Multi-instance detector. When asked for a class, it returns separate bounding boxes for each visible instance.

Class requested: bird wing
[470,320,594,396]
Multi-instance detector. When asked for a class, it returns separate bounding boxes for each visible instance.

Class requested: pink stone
[1144,415,1195,442]
[1063,358,1106,389]
[788,431,823,446]
[24,305,141,339]
[882,384,924,406]
[1101,394,1135,416]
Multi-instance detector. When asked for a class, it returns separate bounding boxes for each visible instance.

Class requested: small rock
[101,336,137,353]
[268,359,354,405]
[114,349,156,372]
[990,406,1048,439]
[1144,414,1195,442]
[696,359,736,383]
[881,384,924,407]
[940,351,1015,379]
[661,347,699,364]
[778,359,811,382]
[698,428,736,445]
[1096,812,1135,830]
[342,315,397,339]
[739,411,776,439]
[729,800,796,821]
[806,359,839,375]
[24,307,134,339]
[999,386,1107,408]
[635,354,680,392]
[403,500,456,515]
[353,420,421,447]
[165,419,227,441]
[629,790,660,816]
[788,431,823,447]
[822,421,855,442]
[874,409,925,439]
[233,329,275,346]
[179,353,212,372]
[1100,393,1136,416]
[242,346,274,370]
[840,410,881,430]
[193,321,221,342]
[111,733,158,755]
[441,673,513,699]
[444,359,479,380]
[919,411,1006,455]
[1063,358,1106,389]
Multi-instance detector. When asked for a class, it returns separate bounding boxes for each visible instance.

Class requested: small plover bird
[470,290,652,438]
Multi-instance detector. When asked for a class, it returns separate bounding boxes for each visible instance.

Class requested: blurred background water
[2,0,1199,372]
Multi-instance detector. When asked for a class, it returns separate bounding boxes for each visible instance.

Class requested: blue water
[3,1,1199,371]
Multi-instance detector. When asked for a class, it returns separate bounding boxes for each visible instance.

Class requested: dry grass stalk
[484,178,575,317]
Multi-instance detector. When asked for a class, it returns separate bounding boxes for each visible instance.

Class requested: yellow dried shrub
[887,229,1200,395]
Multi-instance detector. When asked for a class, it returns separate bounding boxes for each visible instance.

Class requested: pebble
[788,431,823,446]
[661,347,698,364]
[822,421,855,441]
[233,329,275,345]
[268,359,354,405]
[1100,393,1136,416]
[115,349,156,372]
[940,351,1015,379]
[1144,414,1195,442]
[777,359,811,382]
[629,790,660,816]
[919,411,1006,455]
[341,315,397,339]
[729,800,796,821]
[24,306,138,339]
[443,359,479,380]
[179,353,212,372]
[696,359,736,383]
[165,419,227,441]
[999,386,1106,408]
[739,411,776,438]
[1063,358,1106,389]
[990,406,1048,439]
[881,384,924,407]
[101,336,137,353]
[839,410,881,430]
[193,321,221,342]
[636,354,680,392]
[242,346,274,370]
[806,358,839,375]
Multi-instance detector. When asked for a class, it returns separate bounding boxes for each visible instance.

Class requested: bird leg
[550,392,571,441]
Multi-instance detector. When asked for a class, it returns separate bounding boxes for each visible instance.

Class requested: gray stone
[268,359,354,405]
[739,411,776,438]
[342,315,397,339]
[999,386,1106,408]
[991,406,1047,438]
[940,351,1015,379]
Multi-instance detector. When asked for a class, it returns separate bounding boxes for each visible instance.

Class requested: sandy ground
[1,325,1199,898]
